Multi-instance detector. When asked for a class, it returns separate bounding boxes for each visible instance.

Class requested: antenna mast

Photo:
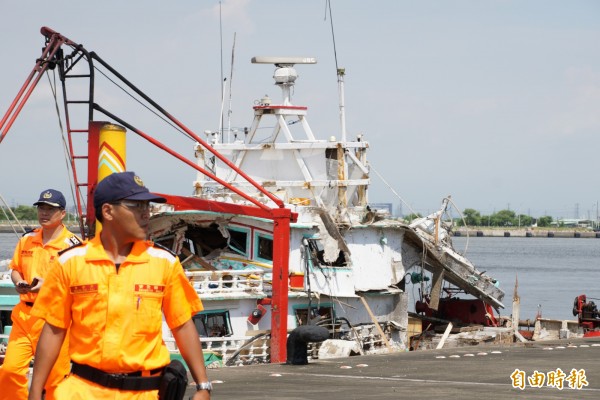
[327,0,347,142]
[227,32,236,143]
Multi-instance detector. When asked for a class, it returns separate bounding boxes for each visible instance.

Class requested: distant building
[369,202,394,216]
[552,218,592,228]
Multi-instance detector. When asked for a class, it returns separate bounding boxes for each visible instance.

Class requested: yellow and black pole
[87,122,126,236]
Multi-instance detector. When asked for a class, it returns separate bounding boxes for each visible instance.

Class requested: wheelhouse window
[227,227,249,257]
[255,234,273,262]
[193,310,232,338]
[305,238,347,268]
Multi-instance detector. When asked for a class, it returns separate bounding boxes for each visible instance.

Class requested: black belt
[71,361,163,391]
[24,301,34,307]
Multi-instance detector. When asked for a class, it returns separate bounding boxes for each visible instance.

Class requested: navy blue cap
[93,171,166,209]
[33,189,66,208]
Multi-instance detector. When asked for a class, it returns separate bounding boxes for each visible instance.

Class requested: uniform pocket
[72,292,102,335]
[133,293,164,336]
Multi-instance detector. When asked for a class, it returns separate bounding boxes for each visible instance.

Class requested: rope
[0,193,26,237]
[445,196,470,256]
[370,164,417,217]
[325,0,339,71]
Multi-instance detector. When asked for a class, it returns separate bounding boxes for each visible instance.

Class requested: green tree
[537,216,553,227]
[490,209,516,227]
[517,214,533,227]
[13,205,37,221]
[461,208,481,226]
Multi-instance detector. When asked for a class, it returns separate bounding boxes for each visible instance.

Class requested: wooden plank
[514,329,528,343]
[180,247,217,270]
[436,322,453,349]
[359,296,393,352]
[428,268,444,310]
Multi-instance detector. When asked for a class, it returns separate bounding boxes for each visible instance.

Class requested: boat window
[227,228,249,257]
[255,234,273,262]
[305,238,347,268]
[193,310,232,338]
[325,148,337,160]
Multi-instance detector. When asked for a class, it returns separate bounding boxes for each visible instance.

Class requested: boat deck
[190,337,600,399]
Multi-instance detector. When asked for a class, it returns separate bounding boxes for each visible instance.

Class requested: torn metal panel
[404,226,505,309]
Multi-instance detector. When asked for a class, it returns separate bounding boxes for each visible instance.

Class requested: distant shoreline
[2,224,597,238]
[454,227,600,238]
[0,224,81,234]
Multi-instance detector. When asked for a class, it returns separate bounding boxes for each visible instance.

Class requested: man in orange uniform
[28,172,211,400]
[0,189,80,400]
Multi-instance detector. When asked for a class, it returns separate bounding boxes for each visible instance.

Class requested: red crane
[0,26,297,363]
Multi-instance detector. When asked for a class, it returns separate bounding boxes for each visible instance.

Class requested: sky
[1,0,599,220]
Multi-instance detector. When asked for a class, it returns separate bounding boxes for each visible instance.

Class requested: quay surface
[191,337,600,399]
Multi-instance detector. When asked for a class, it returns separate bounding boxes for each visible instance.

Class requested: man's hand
[15,280,31,294]
[29,277,42,292]
[15,277,42,293]
[191,390,211,399]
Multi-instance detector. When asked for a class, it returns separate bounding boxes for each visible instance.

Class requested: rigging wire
[92,66,194,143]
[369,164,417,217]
[0,193,26,237]
[46,69,84,230]
[445,196,470,256]
[325,0,339,71]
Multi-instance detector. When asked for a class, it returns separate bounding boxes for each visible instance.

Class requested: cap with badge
[33,189,66,209]
[93,171,167,209]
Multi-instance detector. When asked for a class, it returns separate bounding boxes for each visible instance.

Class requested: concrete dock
[188,337,600,399]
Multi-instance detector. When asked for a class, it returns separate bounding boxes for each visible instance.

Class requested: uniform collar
[87,235,153,265]
[31,225,69,248]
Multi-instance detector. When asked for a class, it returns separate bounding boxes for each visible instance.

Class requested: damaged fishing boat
[0,27,505,366]
[148,58,507,362]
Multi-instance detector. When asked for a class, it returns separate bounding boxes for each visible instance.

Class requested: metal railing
[186,269,267,297]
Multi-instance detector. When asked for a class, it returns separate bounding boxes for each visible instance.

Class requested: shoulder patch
[66,235,82,247]
[152,242,177,257]
[22,228,39,237]
[58,241,85,256]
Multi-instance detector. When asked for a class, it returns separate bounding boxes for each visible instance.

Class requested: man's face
[37,204,65,229]
[108,200,151,241]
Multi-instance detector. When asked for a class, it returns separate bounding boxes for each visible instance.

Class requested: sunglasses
[111,201,150,213]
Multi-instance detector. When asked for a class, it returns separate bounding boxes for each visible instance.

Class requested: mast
[337,67,347,142]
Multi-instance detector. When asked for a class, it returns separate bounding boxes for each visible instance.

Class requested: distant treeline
[0,205,77,222]
[405,208,554,228]
[2,205,556,229]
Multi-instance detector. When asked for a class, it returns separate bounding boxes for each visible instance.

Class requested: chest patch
[70,284,99,294]
[135,284,165,294]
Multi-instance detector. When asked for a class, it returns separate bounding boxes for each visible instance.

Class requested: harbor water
[449,236,600,321]
[1,232,599,321]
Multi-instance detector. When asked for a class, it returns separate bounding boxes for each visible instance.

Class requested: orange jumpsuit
[31,236,204,399]
[0,226,80,400]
